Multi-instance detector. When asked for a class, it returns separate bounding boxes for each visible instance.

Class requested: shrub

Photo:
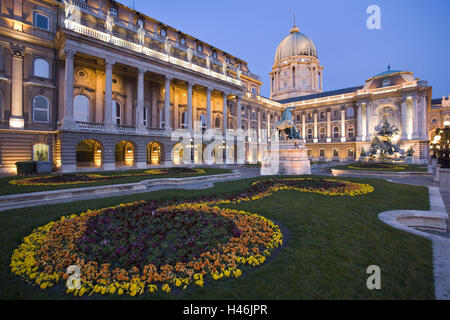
[15,161,37,175]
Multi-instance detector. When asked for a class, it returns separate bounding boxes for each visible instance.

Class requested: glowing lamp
[9,118,24,129]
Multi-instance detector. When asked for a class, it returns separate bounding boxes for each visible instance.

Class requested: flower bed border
[10,177,374,297]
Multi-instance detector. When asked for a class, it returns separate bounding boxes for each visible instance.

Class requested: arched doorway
[172,142,184,165]
[115,141,134,167]
[76,139,102,168]
[147,142,162,165]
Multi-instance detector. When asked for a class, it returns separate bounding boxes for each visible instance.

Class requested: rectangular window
[319,149,325,157]
[333,148,339,158]
[110,7,118,17]
[307,149,312,158]
[33,96,49,123]
[347,149,354,158]
[34,12,49,31]
[33,144,49,161]
[143,107,148,127]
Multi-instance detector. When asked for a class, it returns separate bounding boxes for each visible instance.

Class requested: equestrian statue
[275,106,301,140]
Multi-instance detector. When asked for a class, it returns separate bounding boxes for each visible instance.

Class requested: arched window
[180,111,187,129]
[307,113,312,121]
[112,100,121,125]
[348,126,355,138]
[199,114,206,133]
[214,116,221,129]
[333,126,340,138]
[34,58,49,79]
[319,127,326,139]
[73,95,90,122]
[32,96,49,122]
[346,107,354,118]
[307,128,313,139]
[320,111,325,120]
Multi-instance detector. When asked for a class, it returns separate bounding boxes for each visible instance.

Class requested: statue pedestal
[261,139,311,175]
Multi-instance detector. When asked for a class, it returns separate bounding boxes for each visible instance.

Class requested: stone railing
[115,124,137,133]
[147,128,165,135]
[63,4,246,86]
[76,121,104,131]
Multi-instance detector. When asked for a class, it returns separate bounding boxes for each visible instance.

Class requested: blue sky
[126,0,450,100]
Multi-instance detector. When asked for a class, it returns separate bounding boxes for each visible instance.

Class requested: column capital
[105,58,115,69]
[186,81,194,89]
[10,43,25,59]
[63,47,77,59]
[165,74,174,81]
[138,67,147,74]
[401,95,409,103]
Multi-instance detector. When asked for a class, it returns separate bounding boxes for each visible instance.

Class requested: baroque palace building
[0,0,435,174]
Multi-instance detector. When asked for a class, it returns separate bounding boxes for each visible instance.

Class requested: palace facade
[0,0,436,174]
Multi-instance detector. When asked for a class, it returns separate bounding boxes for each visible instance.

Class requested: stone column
[222,91,228,133]
[187,82,193,132]
[313,112,318,143]
[247,106,251,137]
[164,75,172,133]
[151,85,158,128]
[274,72,278,91]
[326,110,331,142]
[237,95,242,130]
[95,70,103,123]
[412,95,419,140]
[257,107,261,142]
[340,109,346,142]
[401,96,408,140]
[366,102,371,141]
[9,45,25,129]
[136,67,146,133]
[206,87,212,129]
[315,70,318,91]
[104,58,114,132]
[356,103,362,141]
[320,71,323,90]
[302,113,306,142]
[61,48,77,129]
[421,95,428,140]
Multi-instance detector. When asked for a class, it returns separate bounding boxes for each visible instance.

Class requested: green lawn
[0,175,434,299]
[332,163,428,172]
[0,167,231,196]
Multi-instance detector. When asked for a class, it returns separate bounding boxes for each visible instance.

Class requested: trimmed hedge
[15,162,36,175]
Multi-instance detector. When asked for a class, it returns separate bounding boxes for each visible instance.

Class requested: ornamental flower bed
[10,178,373,297]
[9,168,206,186]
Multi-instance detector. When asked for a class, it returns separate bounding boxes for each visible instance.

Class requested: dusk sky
[126,0,450,100]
